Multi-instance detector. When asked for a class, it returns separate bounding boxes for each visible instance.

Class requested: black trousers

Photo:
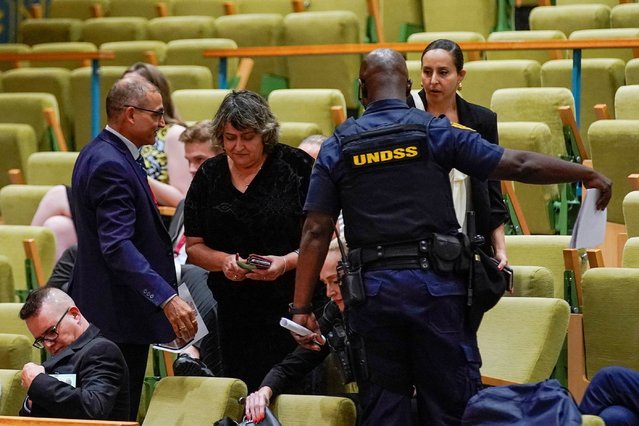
[117,343,149,421]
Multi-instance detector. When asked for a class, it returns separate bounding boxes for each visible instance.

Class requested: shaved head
[359,48,411,106]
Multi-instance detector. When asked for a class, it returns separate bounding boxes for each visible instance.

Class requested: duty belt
[349,240,430,271]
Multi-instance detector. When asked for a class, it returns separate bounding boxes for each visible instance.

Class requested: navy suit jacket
[20,324,130,420]
[70,129,177,344]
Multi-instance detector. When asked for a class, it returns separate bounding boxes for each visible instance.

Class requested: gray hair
[105,78,160,120]
[211,90,279,153]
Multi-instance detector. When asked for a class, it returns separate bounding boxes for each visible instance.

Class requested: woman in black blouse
[184,91,315,390]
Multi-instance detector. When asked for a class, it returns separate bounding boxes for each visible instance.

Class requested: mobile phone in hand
[247,254,272,269]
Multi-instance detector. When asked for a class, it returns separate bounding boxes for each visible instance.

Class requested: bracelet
[288,302,312,315]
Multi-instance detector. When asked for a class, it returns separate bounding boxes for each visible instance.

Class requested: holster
[427,233,471,274]
[339,254,366,308]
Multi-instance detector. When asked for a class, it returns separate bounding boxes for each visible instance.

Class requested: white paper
[570,188,607,249]
[50,373,76,387]
[152,283,209,353]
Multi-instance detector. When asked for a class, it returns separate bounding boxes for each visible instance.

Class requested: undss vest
[337,112,459,249]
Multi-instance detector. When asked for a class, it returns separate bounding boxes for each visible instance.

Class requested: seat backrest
[1,67,73,147]
[614,84,639,120]
[0,185,53,226]
[304,0,370,43]
[582,268,639,380]
[159,65,214,92]
[100,40,168,66]
[26,152,79,185]
[142,376,247,425]
[108,0,173,18]
[172,89,231,122]
[279,122,324,148]
[491,87,575,159]
[379,0,423,42]
[165,38,238,89]
[172,0,226,17]
[570,28,639,62]
[0,93,60,152]
[622,236,639,267]
[497,122,560,235]
[541,58,625,145]
[611,3,639,28]
[0,333,32,370]
[49,0,110,19]
[588,120,639,224]
[626,59,639,85]
[463,60,541,109]
[421,0,496,38]
[0,369,27,416]
[505,265,555,298]
[0,256,15,303]
[0,303,41,362]
[505,235,572,299]
[147,16,217,44]
[406,31,485,62]
[235,0,295,14]
[283,11,361,109]
[0,124,37,189]
[478,297,571,383]
[530,4,611,37]
[0,44,30,72]
[623,192,639,239]
[31,41,98,70]
[486,30,567,62]
[270,394,357,426]
[19,18,83,45]
[268,89,347,136]
[81,17,148,46]
[215,13,285,94]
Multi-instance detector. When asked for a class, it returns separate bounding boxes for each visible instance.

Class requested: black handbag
[214,407,281,426]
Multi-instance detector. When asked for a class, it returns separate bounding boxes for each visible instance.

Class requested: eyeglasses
[33,307,69,349]
[124,104,165,119]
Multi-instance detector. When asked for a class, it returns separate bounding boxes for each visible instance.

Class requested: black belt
[350,241,430,271]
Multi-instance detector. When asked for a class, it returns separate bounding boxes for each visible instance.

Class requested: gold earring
[458,82,463,91]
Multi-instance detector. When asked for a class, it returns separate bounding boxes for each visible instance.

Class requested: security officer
[289,48,612,425]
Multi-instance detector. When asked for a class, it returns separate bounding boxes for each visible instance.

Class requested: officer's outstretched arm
[490,149,612,210]
[292,211,334,351]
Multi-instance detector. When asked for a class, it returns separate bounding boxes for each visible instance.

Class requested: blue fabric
[580,366,639,426]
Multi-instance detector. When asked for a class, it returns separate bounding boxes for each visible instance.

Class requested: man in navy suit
[69,77,197,420]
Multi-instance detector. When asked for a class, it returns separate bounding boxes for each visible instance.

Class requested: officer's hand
[245,386,273,423]
[494,248,508,270]
[291,313,323,351]
[163,296,197,341]
[583,170,612,210]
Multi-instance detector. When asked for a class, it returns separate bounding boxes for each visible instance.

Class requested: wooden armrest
[501,181,531,235]
[8,168,25,184]
[30,4,43,18]
[158,206,176,217]
[628,174,639,191]
[44,107,68,152]
[156,2,169,17]
[366,0,385,43]
[90,3,105,17]
[0,416,138,425]
[481,375,518,387]
[567,313,589,404]
[224,1,236,15]
[586,249,604,268]
[24,239,47,288]
[143,50,159,66]
[593,104,610,120]
[292,0,304,12]
[558,105,589,161]
[235,58,254,90]
[163,351,175,376]
[331,105,346,126]
[563,248,582,307]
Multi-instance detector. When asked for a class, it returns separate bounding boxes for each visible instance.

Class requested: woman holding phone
[183,90,316,390]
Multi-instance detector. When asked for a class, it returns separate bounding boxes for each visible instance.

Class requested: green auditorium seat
[379,0,423,42]
[0,185,53,226]
[171,89,230,122]
[159,65,214,92]
[303,0,371,43]
[624,193,639,240]
[100,40,168,66]
[557,0,618,6]
[422,0,496,38]
[611,3,639,28]
[406,31,484,62]
[147,16,217,43]
[270,394,357,426]
[0,303,41,362]
[0,93,62,152]
[570,28,639,62]
[172,0,226,16]
[30,41,98,70]
[0,124,37,189]
[505,265,555,298]
[0,369,27,415]
[0,334,32,370]
[279,122,323,148]
[0,44,30,71]
[622,237,639,267]
[614,84,639,119]
[234,0,296,14]
[530,4,611,37]
[0,256,15,303]
[26,152,78,186]
[165,38,238,89]
[19,18,83,45]
[486,30,567,63]
[625,59,639,85]
[108,0,173,18]
[48,0,109,19]
[81,17,148,46]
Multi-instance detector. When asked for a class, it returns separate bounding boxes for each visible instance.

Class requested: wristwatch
[288,303,312,315]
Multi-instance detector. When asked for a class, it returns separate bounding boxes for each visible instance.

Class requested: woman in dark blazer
[407,39,509,268]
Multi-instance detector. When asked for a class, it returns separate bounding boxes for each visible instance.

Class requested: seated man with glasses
[19,287,130,420]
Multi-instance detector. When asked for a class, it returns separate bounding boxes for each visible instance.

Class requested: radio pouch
[429,233,464,274]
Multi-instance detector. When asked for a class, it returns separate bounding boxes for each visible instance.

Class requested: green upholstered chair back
[492,87,574,159]
[108,0,173,18]
[462,60,541,109]
[505,265,555,298]
[100,40,168,66]
[611,3,639,28]
[422,0,496,38]
[0,369,27,416]
[541,58,625,144]
[268,89,347,137]
[19,18,83,45]
[379,0,423,42]
[0,303,41,362]
[159,65,214,92]
[165,38,238,89]
[614,84,639,120]
[406,31,485,62]
[49,0,110,19]
[81,17,148,46]
[0,256,15,303]
[497,122,560,235]
[624,193,639,239]
[486,30,567,62]
[0,93,60,152]
[557,0,618,6]
[148,16,217,44]
[570,28,639,62]
[622,237,639,267]
[406,62,421,88]
[0,185,54,226]
[582,268,639,380]
[478,297,570,383]
[588,120,639,224]
[304,0,370,43]
[172,0,226,17]
[530,4,611,37]
[627,59,639,84]
[0,333,32,370]
[172,89,230,122]
[235,0,295,14]
[279,122,323,148]
[31,41,98,70]
[505,235,572,299]
[70,65,126,149]
[215,14,285,94]
[270,394,357,426]
[0,226,55,300]
[26,152,78,185]
[0,124,37,189]
[1,67,73,147]
[0,44,30,72]
[283,11,361,109]
[142,377,247,425]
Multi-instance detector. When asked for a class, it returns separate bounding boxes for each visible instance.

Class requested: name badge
[50,373,77,387]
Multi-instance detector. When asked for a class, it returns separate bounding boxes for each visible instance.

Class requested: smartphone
[236,259,256,271]
[247,254,272,269]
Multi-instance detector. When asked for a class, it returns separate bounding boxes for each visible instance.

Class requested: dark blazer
[408,91,509,247]
[20,324,130,420]
[69,129,177,344]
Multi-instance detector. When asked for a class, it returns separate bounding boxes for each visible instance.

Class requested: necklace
[231,156,266,191]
